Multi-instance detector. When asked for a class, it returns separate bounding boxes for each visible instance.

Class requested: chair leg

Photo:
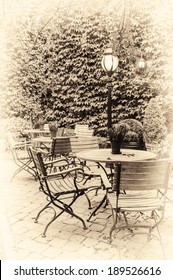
[158,189,173,206]
[11,159,37,181]
[54,197,87,230]
[35,195,74,224]
[84,192,92,209]
[42,208,67,237]
[39,194,87,237]
[122,211,129,226]
[109,208,120,243]
[34,201,53,223]
[87,193,107,221]
[149,210,164,238]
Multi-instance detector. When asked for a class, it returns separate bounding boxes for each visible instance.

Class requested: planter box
[121,141,140,150]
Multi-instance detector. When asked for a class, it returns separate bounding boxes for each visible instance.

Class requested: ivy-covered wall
[1,0,171,136]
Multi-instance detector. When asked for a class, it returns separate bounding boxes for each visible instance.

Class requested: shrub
[119,118,144,142]
[156,95,173,133]
[143,98,167,144]
[123,131,139,142]
[0,117,31,141]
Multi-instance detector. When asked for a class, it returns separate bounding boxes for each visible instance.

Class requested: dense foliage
[143,98,167,144]
[1,0,173,136]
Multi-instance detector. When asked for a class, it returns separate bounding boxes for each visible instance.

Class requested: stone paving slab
[0,155,173,260]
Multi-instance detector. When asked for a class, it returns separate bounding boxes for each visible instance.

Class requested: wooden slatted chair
[6,132,37,181]
[75,124,94,137]
[70,136,99,155]
[70,136,111,198]
[70,136,102,177]
[107,159,172,243]
[31,148,101,237]
[37,137,72,163]
[50,137,72,160]
[70,136,112,176]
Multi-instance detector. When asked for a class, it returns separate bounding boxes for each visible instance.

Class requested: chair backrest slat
[70,136,99,154]
[30,149,47,177]
[114,159,171,191]
[75,124,89,129]
[50,137,72,157]
[6,132,27,148]
[75,124,94,137]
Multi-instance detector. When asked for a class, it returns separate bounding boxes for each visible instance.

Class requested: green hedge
[1,1,168,136]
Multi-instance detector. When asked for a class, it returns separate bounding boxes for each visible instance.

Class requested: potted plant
[119,119,144,150]
[108,123,130,154]
[33,113,46,130]
[46,116,59,138]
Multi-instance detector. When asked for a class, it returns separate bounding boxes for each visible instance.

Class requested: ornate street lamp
[136,56,146,73]
[101,47,119,129]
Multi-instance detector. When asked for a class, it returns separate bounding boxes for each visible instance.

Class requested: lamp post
[101,48,119,129]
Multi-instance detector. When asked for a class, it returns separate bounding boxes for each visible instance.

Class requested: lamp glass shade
[137,58,146,69]
[101,48,119,74]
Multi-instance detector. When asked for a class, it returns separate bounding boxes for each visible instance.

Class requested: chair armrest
[100,172,112,189]
[44,158,69,166]
[37,147,49,152]
[13,142,32,148]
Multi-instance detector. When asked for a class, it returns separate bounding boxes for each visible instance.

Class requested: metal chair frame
[31,149,101,237]
[6,132,37,181]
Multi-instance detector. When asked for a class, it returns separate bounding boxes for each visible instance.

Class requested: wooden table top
[76,148,157,163]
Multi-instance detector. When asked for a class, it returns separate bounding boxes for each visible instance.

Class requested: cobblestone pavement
[0,151,173,260]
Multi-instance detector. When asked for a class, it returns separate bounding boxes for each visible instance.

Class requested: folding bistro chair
[31,149,101,237]
[69,136,111,187]
[74,124,94,137]
[50,137,72,160]
[107,159,172,243]
[70,136,99,165]
[6,132,37,181]
[37,137,72,162]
